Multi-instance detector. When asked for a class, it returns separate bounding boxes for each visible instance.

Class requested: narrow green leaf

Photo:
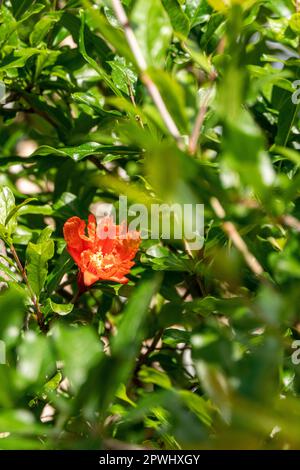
[5,198,37,226]
[0,186,16,239]
[0,261,19,282]
[30,12,62,46]
[113,272,163,355]
[0,186,15,227]
[46,249,74,295]
[32,143,137,161]
[275,92,300,146]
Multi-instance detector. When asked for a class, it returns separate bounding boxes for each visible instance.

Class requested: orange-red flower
[63,214,140,288]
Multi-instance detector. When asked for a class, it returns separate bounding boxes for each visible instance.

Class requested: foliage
[0,0,300,450]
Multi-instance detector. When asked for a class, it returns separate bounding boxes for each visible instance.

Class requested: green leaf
[43,371,62,394]
[52,324,102,391]
[271,145,300,166]
[0,436,45,450]
[71,92,121,117]
[11,0,39,19]
[185,0,211,27]
[0,410,45,435]
[0,260,19,282]
[222,109,275,195]
[131,0,172,66]
[161,0,190,37]
[5,197,37,226]
[163,328,191,346]
[289,13,300,33]
[30,12,62,46]
[17,331,55,385]
[0,284,27,348]
[179,390,212,427]
[0,186,15,226]
[45,299,74,316]
[138,365,172,389]
[81,2,134,62]
[0,186,16,239]
[142,249,194,273]
[0,5,18,47]
[32,143,134,162]
[18,204,53,217]
[46,249,74,295]
[26,238,54,298]
[113,273,163,355]
[275,91,300,146]
[107,56,137,96]
[37,226,53,243]
[17,2,45,23]
[0,48,42,72]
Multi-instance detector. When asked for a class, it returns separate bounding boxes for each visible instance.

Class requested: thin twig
[279,214,300,233]
[57,287,73,302]
[71,290,81,305]
[111,0,182,145]
[134,328,164,374]
[10,244,47,332]
[88,156,109,172]
[127,80,144,128]
[127,80,137,108]
[210,198,264,277]
[188,88,212,155]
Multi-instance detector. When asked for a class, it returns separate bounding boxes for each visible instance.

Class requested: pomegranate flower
[63,215,141,288]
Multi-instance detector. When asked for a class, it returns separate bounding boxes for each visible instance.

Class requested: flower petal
[83,270,99,287]
[109,275,129,284]
[87,214,97,242]
[63,216,85,251]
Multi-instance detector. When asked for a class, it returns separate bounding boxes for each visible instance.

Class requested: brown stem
[127,80,144,129]
[188,88,212,155]
[71,290,81,305]
[10,244,47,333]
[279,214,300,233]
[127,80,137,108]
[135,328,164,374]
[88,156,116,174]
[210,198,264,278]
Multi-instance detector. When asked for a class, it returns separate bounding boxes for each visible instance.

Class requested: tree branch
[188,88,212,155]
[280,214,300,233]
[210,197,264,277]
[10,244,47,332]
